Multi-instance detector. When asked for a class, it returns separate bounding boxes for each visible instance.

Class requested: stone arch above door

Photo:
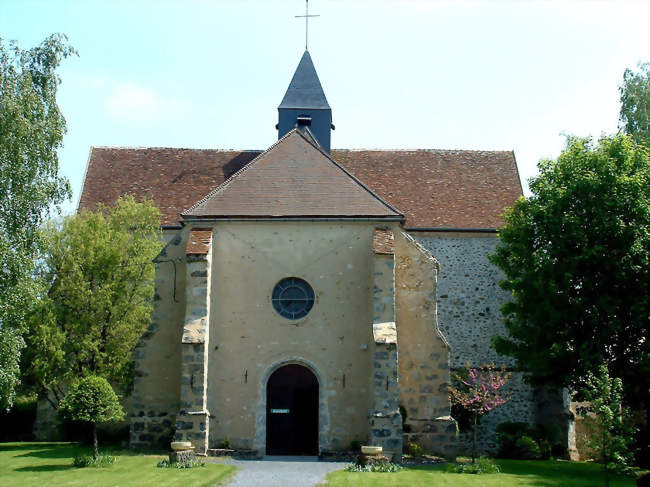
[253,357,330,454]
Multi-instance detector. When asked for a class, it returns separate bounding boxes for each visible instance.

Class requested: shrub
[73,455,93,468]
[444,457,500,474]
[578,365,637,482]
[220,437,232,449]
[497,421,566,459]
[348,439,361,452]
[515,436,542,460]
[497,422,532,458]
[73,454,115,468]
[538,439,552,460]
[345,462,402,473]
[405,442,424,456]
[157,458,205,469]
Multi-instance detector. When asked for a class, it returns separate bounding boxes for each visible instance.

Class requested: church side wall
[130,229,186,448]
[206,221,376,452]
[413,232,536,453]
[394,232,457,455]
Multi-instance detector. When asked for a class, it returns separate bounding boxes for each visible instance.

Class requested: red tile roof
[79,144,522,229]
[186,229,212,255]
[333,149,522,229]
[78,147,260,227]
[185,130,401,219]
[373,229,395,255]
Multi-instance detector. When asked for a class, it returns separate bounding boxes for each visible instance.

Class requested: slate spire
[277,50,334,153]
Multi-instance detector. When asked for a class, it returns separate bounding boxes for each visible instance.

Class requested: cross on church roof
[295,0,319,50]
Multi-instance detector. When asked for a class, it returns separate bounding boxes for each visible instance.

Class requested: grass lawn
[325,459,638,486]
[0,442,236,487]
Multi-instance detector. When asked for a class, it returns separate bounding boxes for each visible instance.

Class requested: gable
[183,130,401,220]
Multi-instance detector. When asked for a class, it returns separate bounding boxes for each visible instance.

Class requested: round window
[272,277,315,320]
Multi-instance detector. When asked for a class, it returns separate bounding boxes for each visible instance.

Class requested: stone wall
[369,241,402,460]
[173,229,213,454]
[394,231,457,456]
[129,229,186,449]
[369,335,403,461]
[414,233,514,368]
[413,232,565,455]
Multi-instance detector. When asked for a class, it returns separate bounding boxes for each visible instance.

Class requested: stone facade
[394,231,457,456]
[369,237,403,460]
[173,230,213,454]
[35,224,570,459]
[415,232,570,454]
[124,222,468,457]
[129,230,187,449]
[369,334,402,461]
[415,233,513,368]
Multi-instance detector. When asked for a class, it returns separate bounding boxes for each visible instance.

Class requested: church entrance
[266,364,319,455]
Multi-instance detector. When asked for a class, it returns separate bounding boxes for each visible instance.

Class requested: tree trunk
[92,423,98,461]
[472,412,478,464]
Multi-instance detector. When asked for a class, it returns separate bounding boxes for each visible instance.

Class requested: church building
[77,49,561,459]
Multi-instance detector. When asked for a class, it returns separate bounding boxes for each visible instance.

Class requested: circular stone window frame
[271,277,315,321]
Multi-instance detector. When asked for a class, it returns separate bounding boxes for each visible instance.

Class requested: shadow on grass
[16,445,86,459]
[15,464,75,472]
[0,442,76,452]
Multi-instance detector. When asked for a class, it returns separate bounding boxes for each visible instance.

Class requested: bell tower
[277,50,334,153]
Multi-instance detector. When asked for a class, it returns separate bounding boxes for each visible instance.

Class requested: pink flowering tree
[449,363,511,462]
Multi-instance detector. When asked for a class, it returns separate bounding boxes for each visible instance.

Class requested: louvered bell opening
[296,115,312,126]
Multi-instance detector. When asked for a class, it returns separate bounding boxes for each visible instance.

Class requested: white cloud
[105,83,189,124]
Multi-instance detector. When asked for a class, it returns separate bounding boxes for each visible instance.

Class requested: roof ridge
[182,129,300,216]
[92,145,263,152]
[91,146,513,154]
[333,148,514,154]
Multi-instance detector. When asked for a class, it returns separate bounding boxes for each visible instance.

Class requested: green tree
[578,365,637,486]
[490,134,649,454]
[620,62,650,146]
[24,196,162,406]
[58,375,125,460]
[0,34,75,409]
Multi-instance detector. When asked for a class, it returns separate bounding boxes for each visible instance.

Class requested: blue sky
[2,0,649,214]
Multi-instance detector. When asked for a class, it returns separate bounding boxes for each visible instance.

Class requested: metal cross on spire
[295,0,319,50]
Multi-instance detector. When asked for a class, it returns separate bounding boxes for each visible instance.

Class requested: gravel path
[216,456,348,487]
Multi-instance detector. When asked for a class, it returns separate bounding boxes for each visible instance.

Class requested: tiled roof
[78,147,260,227]
[333,149,522,228]
[184,129,401,219]
[373,229,395,255]
[186,229,212,255]
[78,144,522,229]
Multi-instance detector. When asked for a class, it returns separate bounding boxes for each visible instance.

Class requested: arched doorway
[266,364,319,455]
